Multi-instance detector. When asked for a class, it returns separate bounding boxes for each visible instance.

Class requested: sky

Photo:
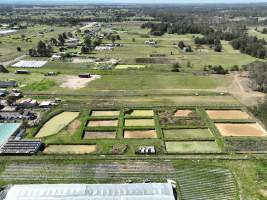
[2,0,267,4]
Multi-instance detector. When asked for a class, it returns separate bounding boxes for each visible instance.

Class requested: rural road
[0,54,27,66]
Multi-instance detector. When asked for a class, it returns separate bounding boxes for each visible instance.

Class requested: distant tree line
[141,17,267,58]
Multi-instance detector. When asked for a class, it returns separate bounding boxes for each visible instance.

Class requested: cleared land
[124,119,155,126]
[124,130,157,139]
[91,111,120,116]
[215,123,267,137]
[35,112,79,138]
[164,129,214,140]
[126,110,154,116]
[174,110,193,117]
[207,110,251,119]
[43,145,96,154]
[165,141,221,153]
[84,131,116,139]
[59,75,101,89]
[87,120,118,127]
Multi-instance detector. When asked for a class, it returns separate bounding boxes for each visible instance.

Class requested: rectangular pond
[0,123,21,146]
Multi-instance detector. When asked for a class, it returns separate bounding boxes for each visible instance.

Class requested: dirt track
[226,73,265,106]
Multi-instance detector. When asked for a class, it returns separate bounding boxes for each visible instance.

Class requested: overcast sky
[2,0,267,4]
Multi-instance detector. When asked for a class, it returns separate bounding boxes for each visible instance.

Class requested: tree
[132,38,136,42]
[67,32,73,38]
[172,63,181,72]
[58,34,65,46]
[178,41,185,49]
[37,40,47,56]
[84,37,92,47]
[62,32,68,39]
[186,61,192,68]
[50,38,58,46]
[17,47,21,52]
[81,46,91,54]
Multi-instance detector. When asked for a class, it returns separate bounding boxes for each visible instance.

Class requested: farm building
[51,54,62,60]
[0,183,176,200]
[0,81,17,88]
[17,98,38,108]
[79,73,91,78]
[0,140,43,155]
[15,70,30,74]
[95,46,113,51]
[39,101,54,108]
[12,60,47,68]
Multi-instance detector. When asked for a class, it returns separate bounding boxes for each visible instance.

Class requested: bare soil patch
[43,145,96,154]
[67,119,81,135]
[88,120,118,127]
[59,75,101,89]
[91,110,120,116]
[215,123,267,137]
[207,110,251,119]
[84,131,116,139]
[126,110,154,117]
[174,110,193,117]
[124,130,157,139]
[125,119,155,126]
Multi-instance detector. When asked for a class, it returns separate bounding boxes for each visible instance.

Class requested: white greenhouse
[0,183,176,200]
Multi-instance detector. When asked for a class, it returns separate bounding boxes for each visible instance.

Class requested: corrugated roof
[3,183,175,200]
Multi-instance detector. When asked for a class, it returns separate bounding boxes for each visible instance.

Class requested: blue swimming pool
[0,123,21,146]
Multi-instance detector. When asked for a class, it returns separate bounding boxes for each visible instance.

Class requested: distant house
[0,81,17,88]
[0,65,8,73]
[95,46,113,51]
[17,98,38,108]
[79,74,91,78]
[145,40,156,45]
[39,101,54,108]
[51,54,62,61]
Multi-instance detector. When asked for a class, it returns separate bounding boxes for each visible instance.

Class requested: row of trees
[230,36,267,59]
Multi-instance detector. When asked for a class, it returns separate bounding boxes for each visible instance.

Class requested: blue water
[0,123,21,146]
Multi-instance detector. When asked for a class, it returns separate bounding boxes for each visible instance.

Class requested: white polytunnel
[0,183,176,200]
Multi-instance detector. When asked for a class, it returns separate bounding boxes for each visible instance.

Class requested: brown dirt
[215,123,267,137]
[259,189,267,198]
[206,110,251,119]
[67,119,81,135]
[84,131,116,139]
[91,111,120,116]
[174,110,193,117]
[43,145,96,154]
[226,73,265,106]
[124,130,157,139]
[59,75,101,89]
[87,120,118,127]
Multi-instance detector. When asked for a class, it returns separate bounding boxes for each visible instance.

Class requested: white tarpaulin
[3,183,175,200]
[12,60,47,68]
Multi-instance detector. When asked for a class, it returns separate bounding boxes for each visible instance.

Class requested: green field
[165,141,221,153]
[164,128,214,140]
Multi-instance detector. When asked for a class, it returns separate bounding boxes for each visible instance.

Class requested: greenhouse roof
[2,183,175,200]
